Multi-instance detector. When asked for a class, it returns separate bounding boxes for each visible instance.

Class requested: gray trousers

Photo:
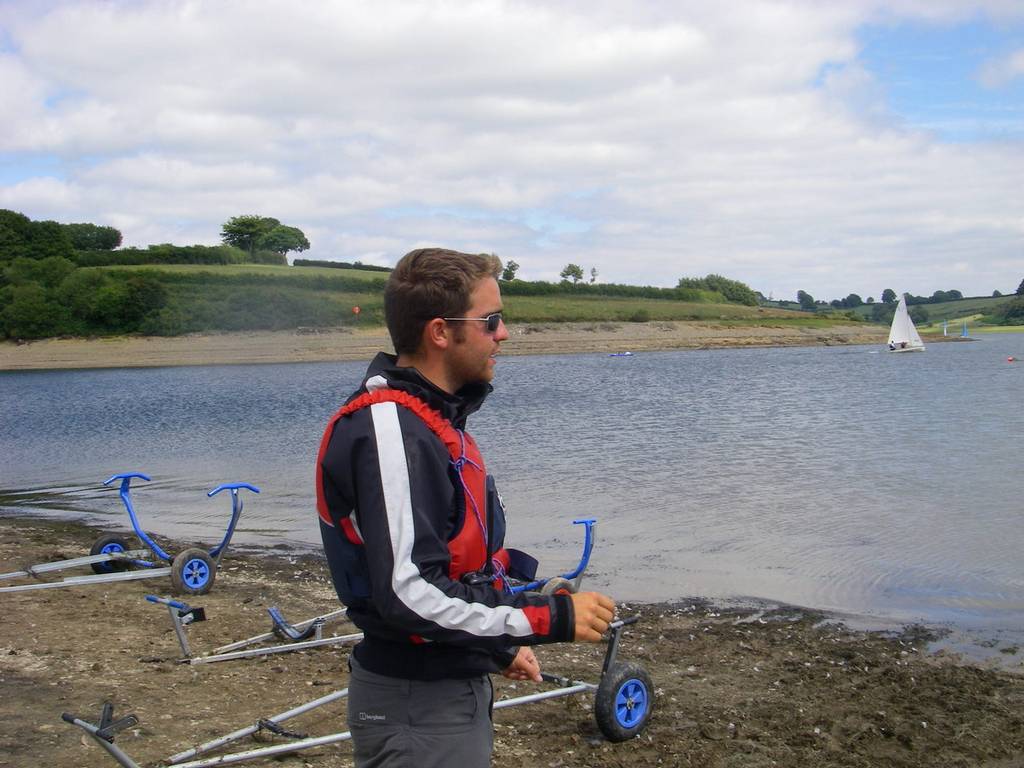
[347,657,494,768]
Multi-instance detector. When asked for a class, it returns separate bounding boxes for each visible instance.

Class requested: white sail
[887,295,925,352]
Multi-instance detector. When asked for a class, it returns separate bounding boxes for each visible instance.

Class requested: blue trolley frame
[0,473,259,594]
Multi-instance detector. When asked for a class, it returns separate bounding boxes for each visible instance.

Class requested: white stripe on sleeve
[370,401,535,638]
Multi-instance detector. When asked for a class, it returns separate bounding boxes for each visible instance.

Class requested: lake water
[2,335,1023,645]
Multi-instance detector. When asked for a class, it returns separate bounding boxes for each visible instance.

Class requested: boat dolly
[0,473,259,595]
[62,617,654,767]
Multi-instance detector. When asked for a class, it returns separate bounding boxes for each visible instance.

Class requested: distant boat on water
[608,351,634,357]
[943,319,972,339]
[887,295,925,353]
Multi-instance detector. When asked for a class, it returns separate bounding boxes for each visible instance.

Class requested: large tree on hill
[797,290,815,310]
[258,225,310,256]
[221,215,278,259]
[221,215,310,261]
[881,288,896,304]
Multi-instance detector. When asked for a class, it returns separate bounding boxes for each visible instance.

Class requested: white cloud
[979,48,1024,87]
[1,0,1022,298]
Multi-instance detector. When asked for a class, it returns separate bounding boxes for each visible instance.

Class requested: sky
[0,1,1022,302]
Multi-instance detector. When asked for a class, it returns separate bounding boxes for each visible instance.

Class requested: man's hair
[385,248,502,354]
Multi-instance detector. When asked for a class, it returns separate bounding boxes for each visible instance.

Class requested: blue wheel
[171,548,216,595]
[595,662,654,742]
[90,534,130,574]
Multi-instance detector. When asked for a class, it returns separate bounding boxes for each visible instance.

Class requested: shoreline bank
[2,514,1023,767]
[0,321,889,371]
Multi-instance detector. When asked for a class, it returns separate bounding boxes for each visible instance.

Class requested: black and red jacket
[317,353,575,680]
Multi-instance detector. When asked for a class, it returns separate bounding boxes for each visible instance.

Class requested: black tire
[170,548,216,595]
[539,576,577,596]
[89,534,130,574]
[594,661,654,742]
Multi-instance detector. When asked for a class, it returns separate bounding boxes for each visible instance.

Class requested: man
[316,248,615,767]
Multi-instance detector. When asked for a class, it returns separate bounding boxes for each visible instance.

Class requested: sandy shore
[2,515,1023,768]
[0,322,888,370]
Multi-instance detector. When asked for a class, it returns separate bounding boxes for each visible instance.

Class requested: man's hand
[570,591,615,642]
[502,646,542,682]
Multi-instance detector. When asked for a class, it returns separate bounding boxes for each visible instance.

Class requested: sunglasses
[442,311,504,333]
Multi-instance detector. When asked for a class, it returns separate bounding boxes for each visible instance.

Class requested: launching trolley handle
[511,518,596,594]
[103,473,171,562]
[563,518,596,581]
[602,615,640,675]
[206,483,260,561]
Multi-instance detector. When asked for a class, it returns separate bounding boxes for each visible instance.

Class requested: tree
[221,215,308,261]
[500,259,519,281]
[590,267,598,284]
[909,305,929,325]
[993,290,1002,297]
[258,225,310,257]
[62,222,122,251]
[560,263,584,284]
[221,217,307,262]
[3,256,76,289]
[881,288,896,304]
[930,289,962,303]
[845,293,863,308]
[1017,278,1024,296]
[797,290,815,310]
[0,209,32,261]
[0,283,66,338]
[678,274,758,306]
[221,215,277,258]
[55,270,166,331]
[867,297,874,304]
[57,269,110,321]
[871,303,894,323]
[0,209,77,262]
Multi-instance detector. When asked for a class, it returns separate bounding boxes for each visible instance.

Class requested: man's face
[446,276,509,389]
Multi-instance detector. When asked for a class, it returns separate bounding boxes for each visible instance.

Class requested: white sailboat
[887,295,925,352]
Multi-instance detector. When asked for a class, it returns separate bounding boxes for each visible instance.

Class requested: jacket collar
[362,352,491,429]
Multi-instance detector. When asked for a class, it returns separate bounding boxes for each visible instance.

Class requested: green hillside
[849,295,1010,323]
[2,259,851,339]
[104,264,817,334]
